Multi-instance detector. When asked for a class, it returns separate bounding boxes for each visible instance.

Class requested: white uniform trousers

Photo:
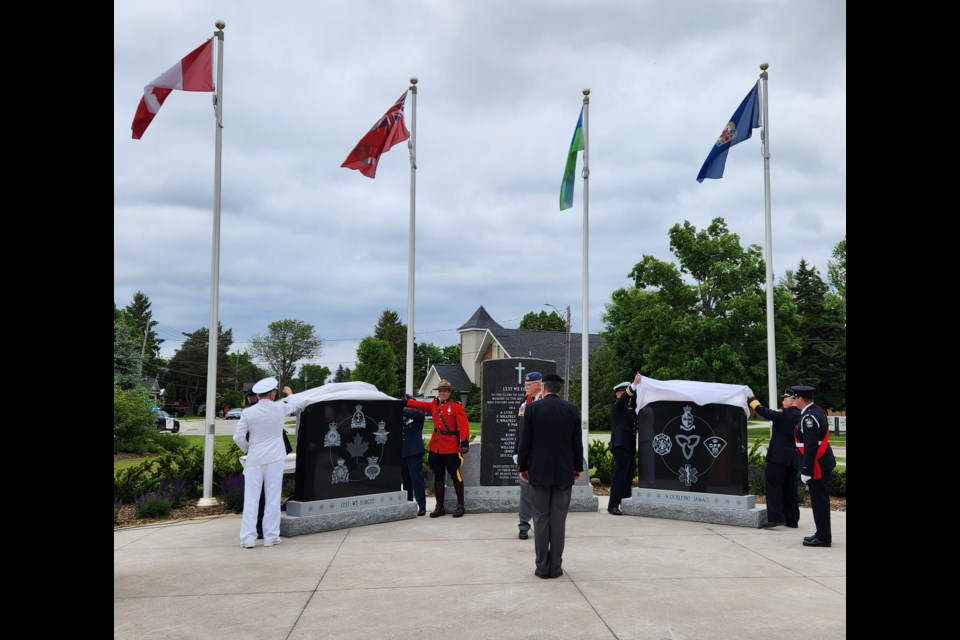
[240,459,284,545]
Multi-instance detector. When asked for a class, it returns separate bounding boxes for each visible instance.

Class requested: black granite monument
[479,358,556,486]
[293,399,405,501]
[645,400,748,495]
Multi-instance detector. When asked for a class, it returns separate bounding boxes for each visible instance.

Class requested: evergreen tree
[373,310,407,395]
[333,364,353,383]
[352,338,398,394]
[788,260,846,410]
[164,323,234,412]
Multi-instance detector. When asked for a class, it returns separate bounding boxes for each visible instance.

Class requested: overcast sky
[114,0,846,375]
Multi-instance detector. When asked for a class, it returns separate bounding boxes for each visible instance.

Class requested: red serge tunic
[405,398,470,454]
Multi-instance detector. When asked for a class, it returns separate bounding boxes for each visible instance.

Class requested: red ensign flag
[341,92,410,178]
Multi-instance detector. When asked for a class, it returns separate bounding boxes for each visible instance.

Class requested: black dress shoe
[519,530,529,540]
[803,534,816,542]
[763,521,786,528]
[785,523,798,528]
[607,506,623,516]
[802,537,832,547]
[417,509,426,516]
[535,570,551,579]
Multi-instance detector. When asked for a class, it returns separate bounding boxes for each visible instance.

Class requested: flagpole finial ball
[583,88,590,95]
[215,20,225,29]
[410,76,418,85]
[760,62,768,70]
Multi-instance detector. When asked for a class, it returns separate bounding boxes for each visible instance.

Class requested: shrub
[135,491,173,519]
[829,467,846,497]
[114,498,122,525]
[158,477,189,508]
[588,440,613,484]
[746,439,766,495]
[114,382,157,454]
[220,473,245,512]
[114,458,163,503]
[214,444,245,488]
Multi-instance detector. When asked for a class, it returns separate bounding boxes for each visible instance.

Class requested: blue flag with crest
[697,83,760,182]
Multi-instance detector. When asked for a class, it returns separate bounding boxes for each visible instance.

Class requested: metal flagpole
[759,63,777,408]
[405,77,418,396]
[580,88,590,469]
[199,21,226,506]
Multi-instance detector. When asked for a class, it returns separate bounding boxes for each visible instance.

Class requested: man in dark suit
[518,373,583,579]
[748,389,801,529]
[792,385,836,548]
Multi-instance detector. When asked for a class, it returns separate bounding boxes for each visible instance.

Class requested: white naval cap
[252,377,279,394]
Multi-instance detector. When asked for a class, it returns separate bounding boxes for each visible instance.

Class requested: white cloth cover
[634,376,753,418]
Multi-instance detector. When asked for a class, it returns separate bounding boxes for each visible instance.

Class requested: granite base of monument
[281,491,417,536]
[437,439,599,513]
[441,484,598,513]
[621,488,767,528]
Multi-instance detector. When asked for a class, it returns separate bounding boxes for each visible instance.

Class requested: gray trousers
[518,477,533,532]
[531,484,573,578]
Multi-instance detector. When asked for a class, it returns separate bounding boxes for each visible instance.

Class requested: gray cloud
[115,0,846,372]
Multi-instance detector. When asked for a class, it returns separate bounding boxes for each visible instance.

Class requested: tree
[293,363,331,392]
[787,260,846,410]
[114,315,142,389]
[519,310,566,332]
[123,291,164,358]
[602,217,800,401]
[442,344,461,365]
[413,342,444,392]
[227,351,269,391]
[249,319,322,388]
[332,364,353,383]
[114,380,156,454]
[164,323,234,412]
[374,310,407,395]
[827,237,846,304]
[352,337,398,394]
[826,237,846,325]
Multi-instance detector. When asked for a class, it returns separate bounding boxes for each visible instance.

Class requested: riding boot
[430,483,446,517]
[453,480,465,518]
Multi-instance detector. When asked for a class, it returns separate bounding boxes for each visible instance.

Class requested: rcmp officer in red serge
[405,380,471,518]
[791,385,836,547]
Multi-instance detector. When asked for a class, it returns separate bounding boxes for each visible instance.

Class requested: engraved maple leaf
[346,433,369,459]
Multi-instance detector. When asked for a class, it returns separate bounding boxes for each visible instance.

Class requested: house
[417,305,604,398]
[140,377,163,404]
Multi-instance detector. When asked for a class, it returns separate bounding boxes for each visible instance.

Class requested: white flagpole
[759,63,777,408]
[580,88,590,469]
[199,21,225,506]
[405,77,418,396]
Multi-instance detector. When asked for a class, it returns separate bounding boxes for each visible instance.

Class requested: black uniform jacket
[518,394,584,488]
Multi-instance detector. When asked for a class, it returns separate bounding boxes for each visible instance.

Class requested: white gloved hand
[512,454,519,465]
[800,474,811,484]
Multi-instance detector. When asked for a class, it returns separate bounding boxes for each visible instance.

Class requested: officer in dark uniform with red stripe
[791,385,836,548]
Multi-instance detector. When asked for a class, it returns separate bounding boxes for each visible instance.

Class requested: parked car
[155,410,181,434]
[224,407,243,419]
[162,404,187,417]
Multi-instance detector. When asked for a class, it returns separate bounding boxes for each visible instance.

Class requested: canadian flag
[131,38,214,139]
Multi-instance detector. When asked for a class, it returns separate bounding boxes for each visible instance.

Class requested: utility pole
[138,328,148,381]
